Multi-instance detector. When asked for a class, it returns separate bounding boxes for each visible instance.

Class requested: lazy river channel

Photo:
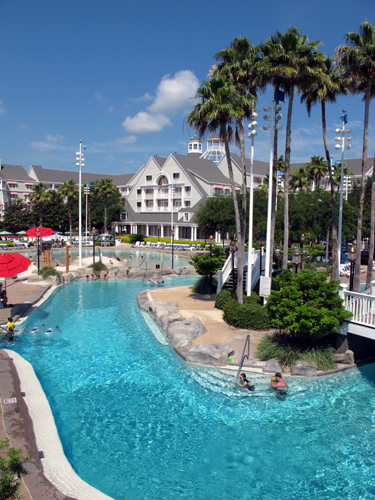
[4,278,375,500]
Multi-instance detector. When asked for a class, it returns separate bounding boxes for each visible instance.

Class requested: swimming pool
[5,279,375,500]
[46,248,190,269]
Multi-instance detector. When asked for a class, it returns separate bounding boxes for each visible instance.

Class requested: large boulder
[262,358,283,374]
[46,275,60,286]
[167,316,207,341]
[334,350,355,365]
[147,301,182,330]
[185,343,234,367]
[170,332,193,349]
[291,360,317,377]
[27,274,44,283]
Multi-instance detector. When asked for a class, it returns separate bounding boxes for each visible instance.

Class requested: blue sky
[0,0,374,175]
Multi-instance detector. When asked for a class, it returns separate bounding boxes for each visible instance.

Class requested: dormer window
[146,175,152,184]
[173,173,180,180]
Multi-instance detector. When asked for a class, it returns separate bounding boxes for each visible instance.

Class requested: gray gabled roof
[125,203,180,224]
[174,154,234,185]
[229,153,269,177]
[29,165,136,187]
[0,164,35,182]
[152,156,167,168]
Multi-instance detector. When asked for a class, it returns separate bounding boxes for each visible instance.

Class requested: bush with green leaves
[129,233,145,243]
[0,438,31,500]
[257,332,336,371]
[192,276,218,294]
[189,253,222,276]
[215,290,271,330]
[87,261,108,276]
[267,269,351,337]
[40,266,62,283]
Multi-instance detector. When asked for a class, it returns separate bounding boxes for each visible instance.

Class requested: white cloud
[0,100,6,115]
[148,70,199,115]
[18,124,29,130]
[46,134,66,143]
[115,135,137,145]
[122,70,199,135]
[122,112,172,134]
[133,92,153,102]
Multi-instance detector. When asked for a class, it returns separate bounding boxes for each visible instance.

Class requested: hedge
[215,290,272,330]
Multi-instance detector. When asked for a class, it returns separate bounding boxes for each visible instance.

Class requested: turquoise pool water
[44,248,191,269]
[5,279,375,500]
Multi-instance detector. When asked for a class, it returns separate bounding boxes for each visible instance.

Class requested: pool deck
[0,246,370,500]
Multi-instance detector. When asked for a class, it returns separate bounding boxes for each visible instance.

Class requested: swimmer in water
[237,373,255,392]
[270,372,288,394]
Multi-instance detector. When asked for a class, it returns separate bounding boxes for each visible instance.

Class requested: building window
[255,177,262,184]
[9,194,18,201]
[199,144,202,150]
[184,213,190,221]
[184,201,191,207]
[120,212,128,220]
[173,201,181,208]
[189,144,192,150]
[173,173,180,180]
[225,189,230,195]
[193,144,197,150]
[7,183,18,189]
[174,187,181,196]
[137,202,141,212]
[185,186,191,197]
[145,189,153,199]
[146,175,152,184]
[214,188,223,194]
[137,189,142,199]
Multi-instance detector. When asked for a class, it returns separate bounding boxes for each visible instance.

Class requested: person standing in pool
[237,373,255,392]
[5,326,26,341]
[270,373,288,393]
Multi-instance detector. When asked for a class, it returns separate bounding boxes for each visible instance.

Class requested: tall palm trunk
[321,100,338,280]
[39,204,42,227]
[354,77,372,292]
[366,155,375,289]
[222,126,242,299]
[237,120,247,303]
[282,85,294,269]
[104,196,108,232]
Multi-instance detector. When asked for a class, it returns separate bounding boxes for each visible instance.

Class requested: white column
[175,226,179,240]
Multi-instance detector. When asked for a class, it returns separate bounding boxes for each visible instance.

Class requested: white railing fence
[341,281,375,327]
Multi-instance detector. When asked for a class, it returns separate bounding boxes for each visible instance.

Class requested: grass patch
[87,261,108,276]
[40,266,62,283]
[257,332,336,371]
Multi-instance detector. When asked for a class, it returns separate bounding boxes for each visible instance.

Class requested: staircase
[222,266,247,292]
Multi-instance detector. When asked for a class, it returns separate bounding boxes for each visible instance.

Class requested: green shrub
[129,233,145,243]
[121,236,131,243]
[257,332,336,371]
[6,242,14,247]
[192,276,217,294]
[87,261,108,275]
[215,290,232,310]
[215,290,272,330]
[40,266,62,283]
[0,438,31,500]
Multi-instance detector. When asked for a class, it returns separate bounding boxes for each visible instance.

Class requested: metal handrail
[162,261,177,276]
[236,335,250,382]
[139,260,148,270]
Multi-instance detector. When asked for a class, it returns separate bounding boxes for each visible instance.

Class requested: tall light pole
[246,110,258,296]
[84,184,92,243]
[76,141,85,268]
[262,90,283,282]
[334,110,352,281]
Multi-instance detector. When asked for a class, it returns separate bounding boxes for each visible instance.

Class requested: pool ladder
[236,335,250,383]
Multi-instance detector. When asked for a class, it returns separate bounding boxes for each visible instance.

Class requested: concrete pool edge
[4,350,114,500]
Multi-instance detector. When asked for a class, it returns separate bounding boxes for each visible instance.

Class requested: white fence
[342,281,375,327]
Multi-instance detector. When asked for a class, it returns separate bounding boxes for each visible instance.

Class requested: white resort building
[0,136,373,240]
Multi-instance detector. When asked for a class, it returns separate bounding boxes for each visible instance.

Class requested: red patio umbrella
[26,227,54,237]
[0,252,31,292]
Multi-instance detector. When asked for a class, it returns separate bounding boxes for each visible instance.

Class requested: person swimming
[237,373,255,392]
[270,372,288,394]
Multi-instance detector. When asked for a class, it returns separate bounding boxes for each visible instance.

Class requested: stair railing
[236,335,250,382]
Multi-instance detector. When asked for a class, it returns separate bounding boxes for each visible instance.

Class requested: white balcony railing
[343,290,375,326]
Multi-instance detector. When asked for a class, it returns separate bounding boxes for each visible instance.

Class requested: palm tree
[300,55,348,280]
[337,20,375,291]
[93,178,116,232]
[290,168,309,192]
[305,155,328,189]
[258,27,324,269]
[214,37,258,302]
[59,180,78,245]
[186,73,254,303]
[28,182,50,226]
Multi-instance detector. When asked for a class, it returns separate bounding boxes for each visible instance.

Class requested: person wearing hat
[270,373,288,393]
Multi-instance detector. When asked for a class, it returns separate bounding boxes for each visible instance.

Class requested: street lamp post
[334,110,352,281]
[76,141,85,268]
[171,228,175,269]
[301,234,305,268]
[209,234,214,289]
[84,184,92,244]
[347,244,356,292]
[247,109,258,296]
[229,239,237,297]
[258,237,264,282]
[92,227,96,265]
[292,248,302,274]
[262,91,283,283]
[36,228,40,275]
